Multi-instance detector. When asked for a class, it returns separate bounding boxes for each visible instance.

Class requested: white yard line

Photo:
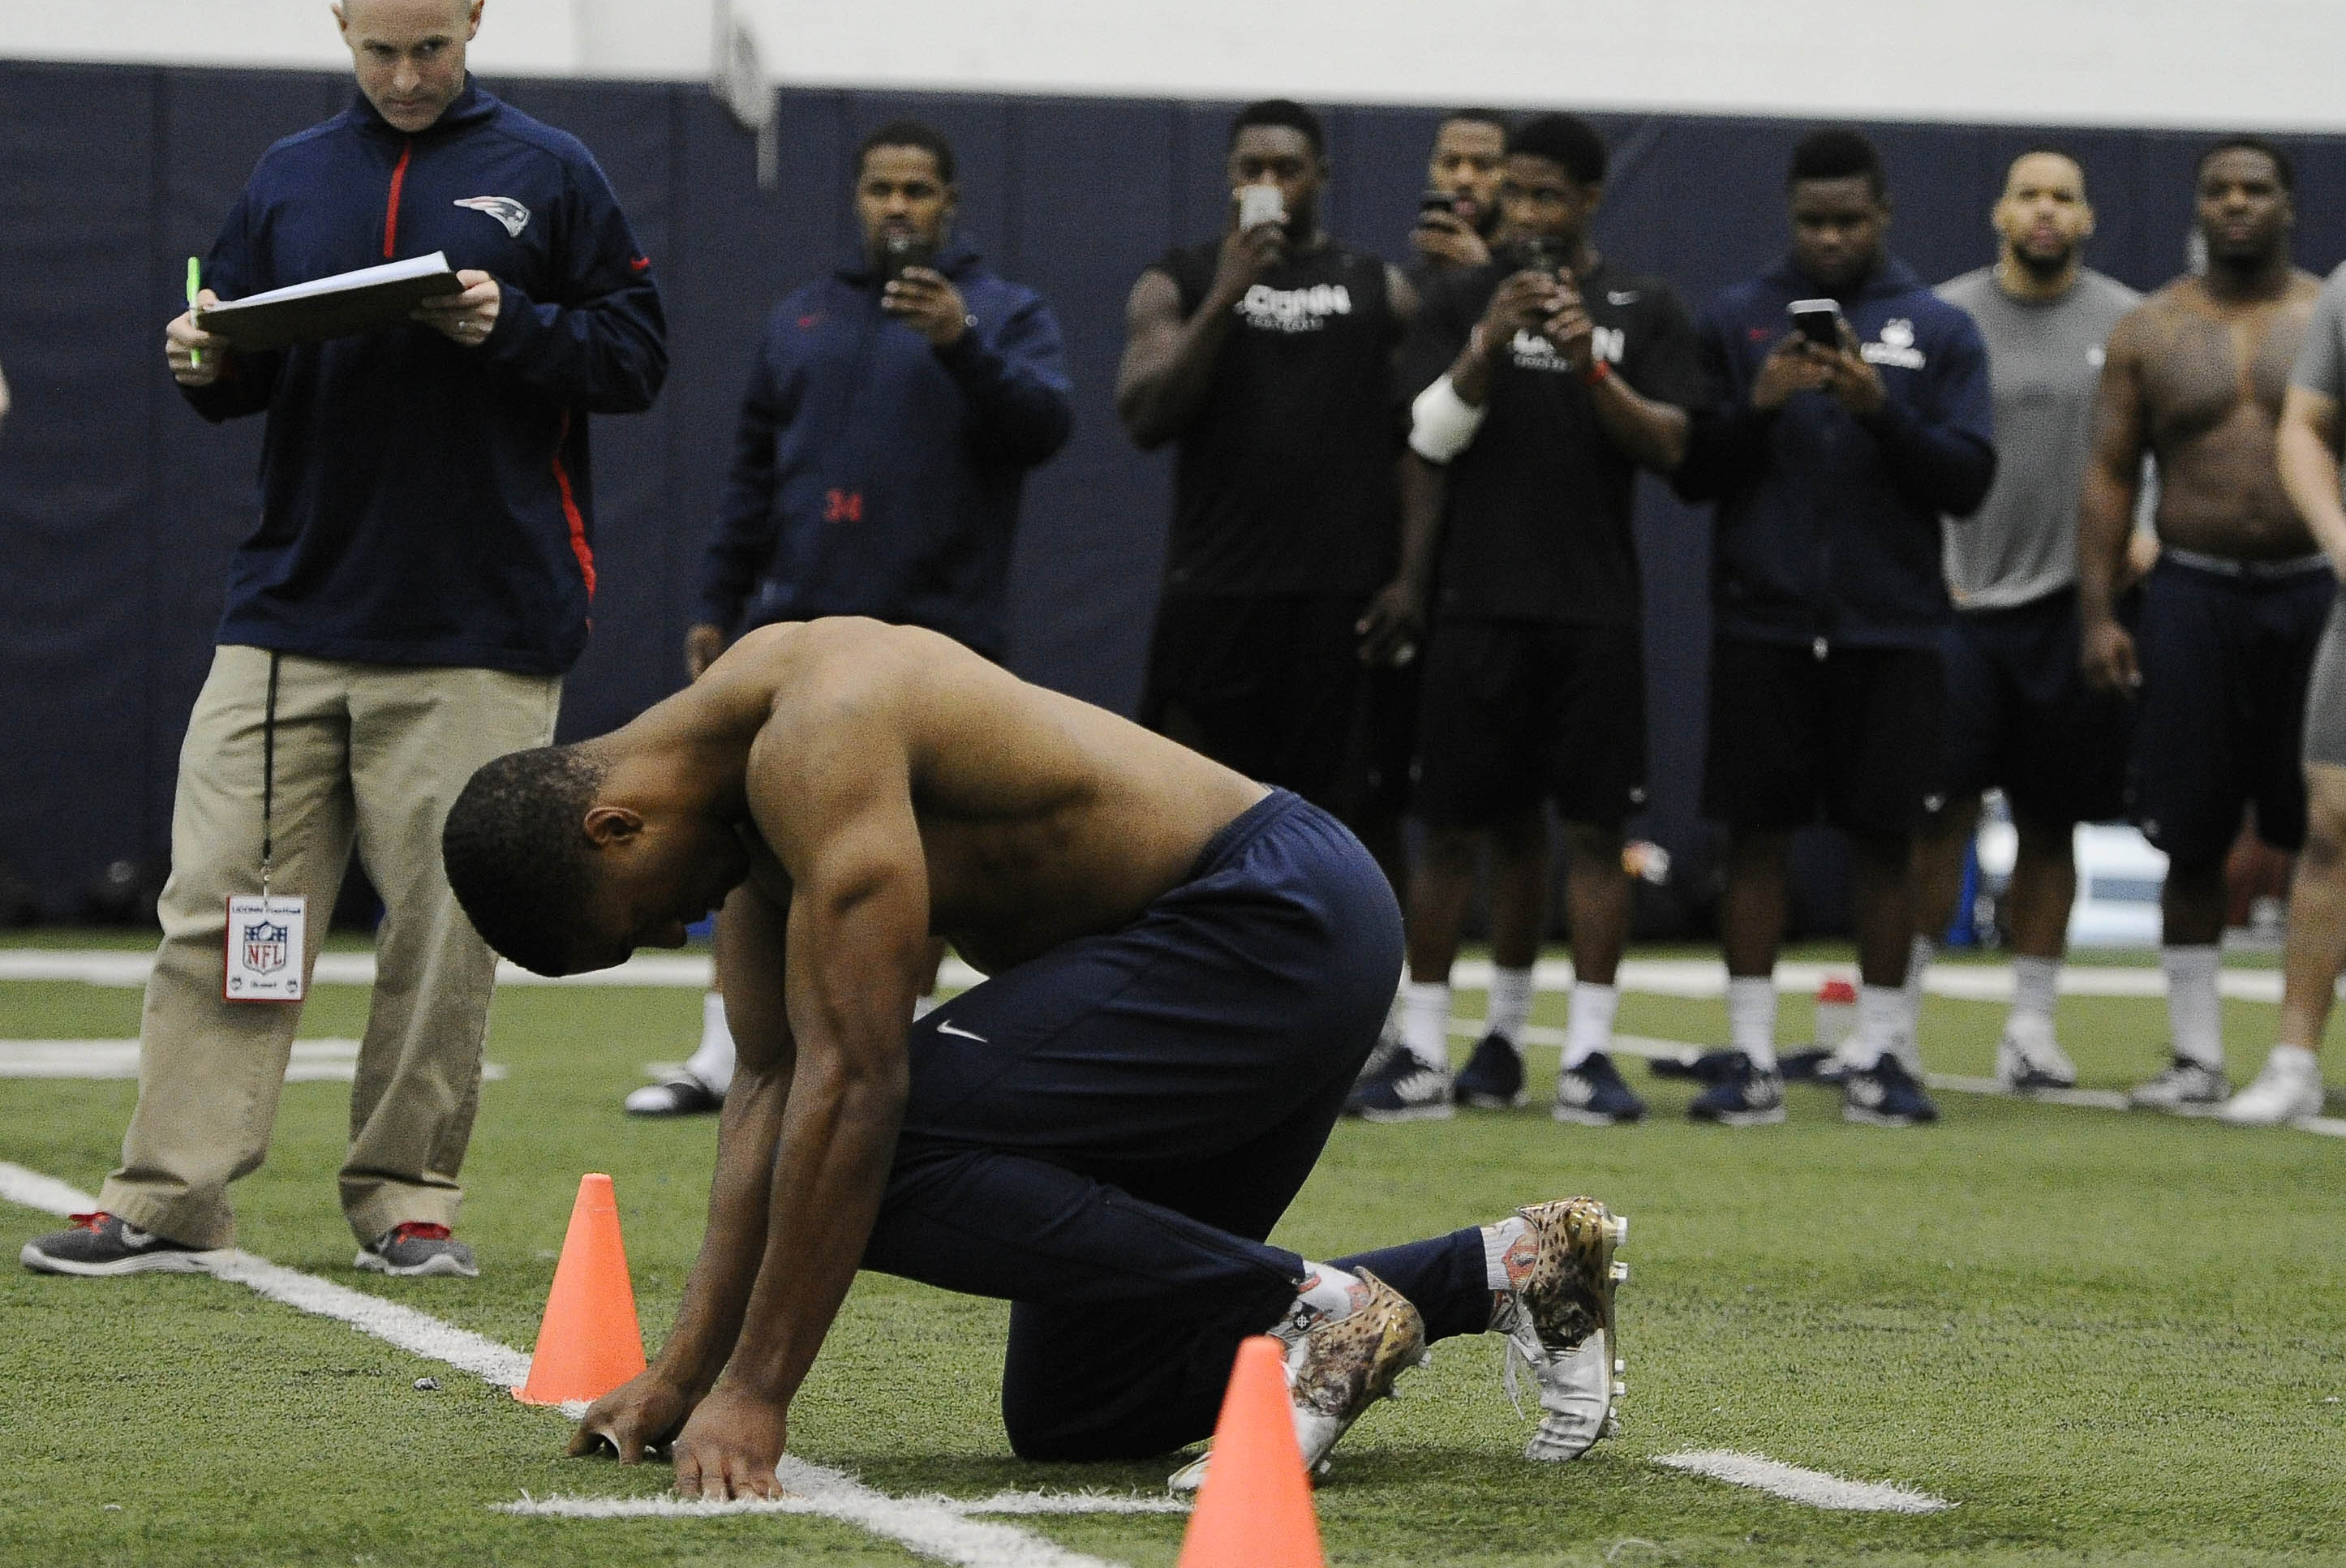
[3,947,2305,1002]
[0,1038,504,1083]
[496,1484,1187,1520]
[0,1159,1135,1566]
[1654,1450,1952,1513]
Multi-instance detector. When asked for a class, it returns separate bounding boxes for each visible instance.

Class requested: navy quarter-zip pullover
[696,247,1071,663]
[184,83,667,676]
[1675,256,1995,650]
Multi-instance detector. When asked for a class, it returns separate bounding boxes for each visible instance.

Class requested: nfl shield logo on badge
[243,921,290,976]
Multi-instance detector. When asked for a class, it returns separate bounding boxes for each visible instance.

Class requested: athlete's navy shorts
[857,790,1483,1461]
[2132,555,2334,866]
[1702,637,1944,839]
[1411,617,1648,829]
[1939,587,2133,825]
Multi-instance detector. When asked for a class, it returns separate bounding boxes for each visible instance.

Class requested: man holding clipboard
[23,0,665,1280]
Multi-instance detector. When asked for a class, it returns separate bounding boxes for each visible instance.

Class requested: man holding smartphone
[1116,99,1418,890]
[1356,114,1699,1123]
[1673,128,1995,1128]
[1411,110,1510,277]
[625,118,1072,1117]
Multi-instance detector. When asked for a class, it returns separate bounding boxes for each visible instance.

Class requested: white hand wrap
[1408,374,1487,463]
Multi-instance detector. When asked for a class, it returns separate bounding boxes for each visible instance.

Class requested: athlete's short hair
[1788,127,1887,199]
[2007,144,2087,194]
[857,118,956,185]
[441,745,608,977]
[2198,134,2294,193]
[1230,98,1326,157]
[1508,114,1606,187]
[1440,107,1512,140]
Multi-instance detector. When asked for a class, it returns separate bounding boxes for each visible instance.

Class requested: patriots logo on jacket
[453,195,531,238]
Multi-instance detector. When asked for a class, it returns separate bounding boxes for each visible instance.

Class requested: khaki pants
[99,647,561,1248]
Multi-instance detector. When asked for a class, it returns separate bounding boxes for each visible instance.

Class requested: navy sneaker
[1553,1051,1646,1125]
[1454,1033,1527,1108]
[1685,1052,1786,1126]
[1777,1046,1849,1085]
[1841,1055,1939,1126]
[1349,1053,1455,1123]
[1648,1048,1742,1082]
[21,1212,216,1277]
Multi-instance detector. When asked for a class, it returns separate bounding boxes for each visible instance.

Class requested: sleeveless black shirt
[1156,240,1402,597]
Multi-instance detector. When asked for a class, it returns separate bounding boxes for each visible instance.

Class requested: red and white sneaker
[355,1222,479,1278]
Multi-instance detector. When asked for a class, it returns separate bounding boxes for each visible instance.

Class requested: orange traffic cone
[1175,1335,1325,1568]
[515,1172,647,1406]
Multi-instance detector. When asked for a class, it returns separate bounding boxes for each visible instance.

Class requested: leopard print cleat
[1493,1196,1630,1462]
[1168,1268,1428,1493]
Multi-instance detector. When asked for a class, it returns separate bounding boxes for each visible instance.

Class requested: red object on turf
[1175,1335,1325,1568]
[516,1172,647,1407]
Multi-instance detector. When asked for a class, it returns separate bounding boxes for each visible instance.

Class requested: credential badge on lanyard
[226,652,306,1002]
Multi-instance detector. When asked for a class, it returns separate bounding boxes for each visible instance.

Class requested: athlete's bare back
[2102,271,2322,560]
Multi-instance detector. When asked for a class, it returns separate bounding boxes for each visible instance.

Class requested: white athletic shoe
[2218,1048,2324,1126]
[1493,1196,1629,1462]
[2129,1055,2229,1110]
[1996,1019,2077,1092]
[1167,1269,1427,1492]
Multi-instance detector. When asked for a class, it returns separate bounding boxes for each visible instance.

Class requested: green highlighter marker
[185,256,202,368]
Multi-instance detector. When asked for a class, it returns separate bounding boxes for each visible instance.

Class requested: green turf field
[2,937,2342,1567]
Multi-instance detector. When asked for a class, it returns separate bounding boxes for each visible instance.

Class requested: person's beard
[2013,240,2073,283]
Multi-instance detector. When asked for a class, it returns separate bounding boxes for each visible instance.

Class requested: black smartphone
[1789,298,1845,347]
[1512,235,1564,276]
[1417,189,1459,224]
[882,234,938,286]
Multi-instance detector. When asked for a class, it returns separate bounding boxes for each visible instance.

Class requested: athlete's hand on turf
[1412,208,1490,269]
[569,1367,696,1464]
[882,267,970,349]
[672,1384,789,1501]
[685,623,726,681]
[1542,268,1596,373]
[1356,578,1424,668]
[1750,333,1829,411]
[165,291,228,386]
[2082,615,2142,694]
[412,269,501,347]
[1816,317,1885,418]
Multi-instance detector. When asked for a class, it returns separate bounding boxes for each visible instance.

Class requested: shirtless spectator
[2079,136,2329,1110]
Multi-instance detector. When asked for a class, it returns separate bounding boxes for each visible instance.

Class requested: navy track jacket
[184,83,667,676]
[1674,256,1995,650]
[696,247,1072,662]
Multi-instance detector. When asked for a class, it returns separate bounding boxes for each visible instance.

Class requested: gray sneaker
[2129,1055,2229,1110]
[355,1222,479,1278]
[21,1212,217,1277]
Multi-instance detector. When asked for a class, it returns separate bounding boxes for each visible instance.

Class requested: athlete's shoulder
[1935,267,1996,310]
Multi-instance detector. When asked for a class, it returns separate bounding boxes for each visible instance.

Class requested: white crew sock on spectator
[684,990,737,1096]
[2009,955,2060,1030]
[1381,973,1407,1044]
[1486,965,1536,1048]
[1904,934,1937,1042]
[1402,980,1451,1072]
[1728,976,1779,1071]
[1841,983,1904,1072]
[1562,982,1620,1068]
[2162,944,2224,1068]
[1481,1215,1532,1293]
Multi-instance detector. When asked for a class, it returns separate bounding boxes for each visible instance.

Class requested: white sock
[2162,944,2223,1068]
[1278,1261,1371,1339]
[1842,983,1903,1071]
[1380,975,1406,1045]
[1402,980,1451,1070]
[2267,1043,2322,1080]
[1728,976,1779,1071]
[2009,956,2059,1029]
[1904,934,1936,1043]
[1562,982,1619,1068]
[1481,1216,1533,1292]
[913,993,939,1020]
[684,991,737,1095]
[1486,965,1536,1047]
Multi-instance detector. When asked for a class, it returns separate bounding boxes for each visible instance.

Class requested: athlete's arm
[1358,453,1446,666]
[2279,384,2346,577]
[670,668,931,1500]
[1115,225,1281,449]
[569,874,796,1465]
[2079,311,2151,692]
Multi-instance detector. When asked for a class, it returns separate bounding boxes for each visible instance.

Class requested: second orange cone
[1175,1335,1325,1568]
[515,1171,647,1407]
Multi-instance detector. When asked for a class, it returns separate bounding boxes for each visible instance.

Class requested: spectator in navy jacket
[1672,127,1995,1130]
[626,118,1072,1117]
[24,0,665,1284]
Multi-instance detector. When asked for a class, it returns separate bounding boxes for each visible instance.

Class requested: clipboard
[194,251,462,352]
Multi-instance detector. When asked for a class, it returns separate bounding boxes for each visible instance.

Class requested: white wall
[7,0,2346,133]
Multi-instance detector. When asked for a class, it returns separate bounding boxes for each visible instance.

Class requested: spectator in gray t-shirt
[1901,150,2142,1091]
[2228,263,2346,1123]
